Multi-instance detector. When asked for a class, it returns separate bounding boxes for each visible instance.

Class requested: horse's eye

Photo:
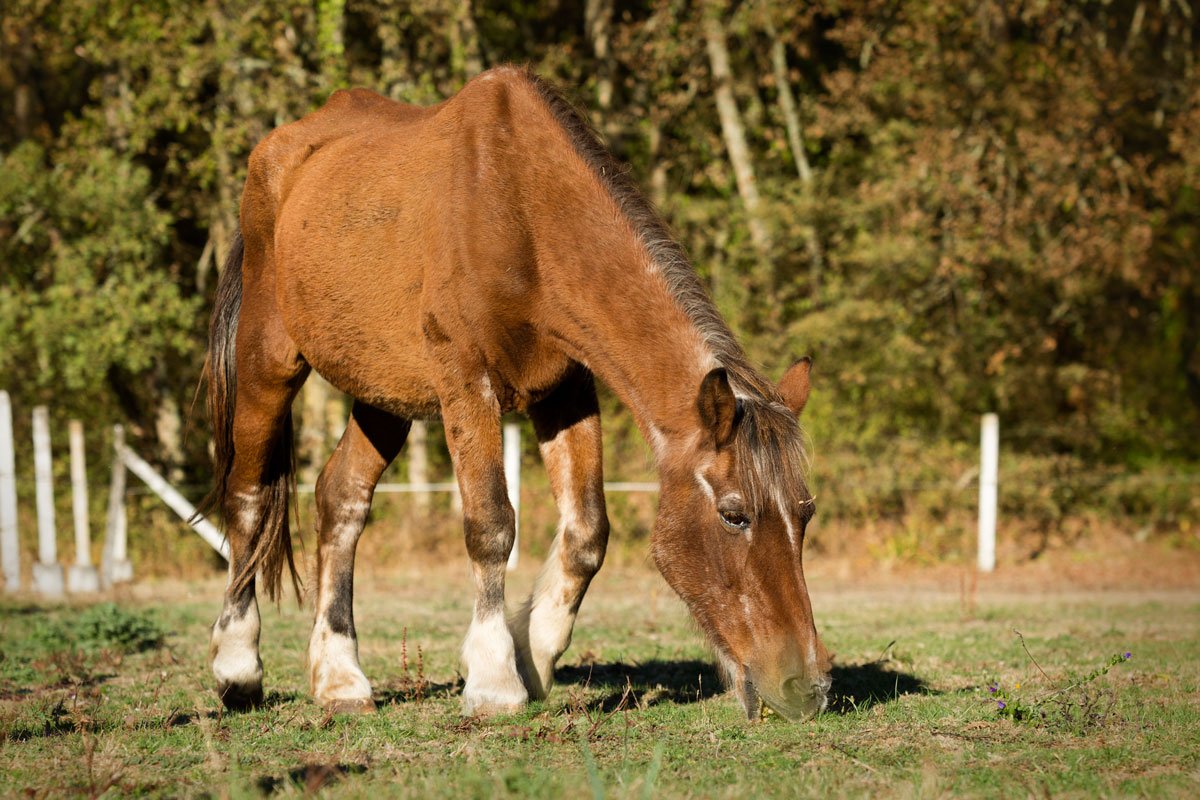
[719,508,751,530]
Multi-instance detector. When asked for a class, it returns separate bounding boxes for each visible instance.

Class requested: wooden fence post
[978,413,999,573]
[103,424,133,585]
[0,391,19,592]
[31,406,64,597]
[67,420,99,592]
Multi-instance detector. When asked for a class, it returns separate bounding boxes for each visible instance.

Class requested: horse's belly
[274,217,439,418]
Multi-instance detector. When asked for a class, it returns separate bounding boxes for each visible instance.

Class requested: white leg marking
[308,483,373,707]
[308,618,371,704]
[211,596,262,690]
[234,489,262,533]
[512,532,581,699]
[461,610,528,715]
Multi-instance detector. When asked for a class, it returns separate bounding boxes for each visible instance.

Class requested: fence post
[0,391,19,592]
[450,464,463,516]
[504,422,521,571]
[67,420,99,592]
[977,413,999,573]
[31,406,64,597]
[103,424,132,585]
[408,421,430,514]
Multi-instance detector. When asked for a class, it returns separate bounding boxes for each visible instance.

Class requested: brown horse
[201,66,830,721]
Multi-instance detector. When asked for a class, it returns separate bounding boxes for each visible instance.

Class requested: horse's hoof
[462,700,525,717]
[461,688,528,717]
[322,697,376,715]
[218,682,264,712]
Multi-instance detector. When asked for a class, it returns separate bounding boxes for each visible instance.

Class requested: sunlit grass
[1,566,1197,798]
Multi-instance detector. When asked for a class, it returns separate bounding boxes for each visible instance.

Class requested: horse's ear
[696,368,738,450]
[779,357,813,416]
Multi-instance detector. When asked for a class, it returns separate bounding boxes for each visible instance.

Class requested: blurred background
[0,0,1196,582]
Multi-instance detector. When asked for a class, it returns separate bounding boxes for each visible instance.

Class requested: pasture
[2,553,1198,798]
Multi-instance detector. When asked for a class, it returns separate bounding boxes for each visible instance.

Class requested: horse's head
[652,359,830,720]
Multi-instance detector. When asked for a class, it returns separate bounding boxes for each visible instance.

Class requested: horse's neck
[527,175,732,456]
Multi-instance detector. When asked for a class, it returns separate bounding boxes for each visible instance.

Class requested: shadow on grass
[375,678,462,705]
[555,658,932,716]
[257,762,367,795]
[827,660,933,714]
[556,659,722,712]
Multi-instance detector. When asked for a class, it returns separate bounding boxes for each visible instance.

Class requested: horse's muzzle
[751,670,831,721]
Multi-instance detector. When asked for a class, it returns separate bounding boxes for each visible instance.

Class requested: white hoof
[308,627,373,710]
[461,612,528,716]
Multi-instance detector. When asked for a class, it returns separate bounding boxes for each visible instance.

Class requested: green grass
[1,566,1198,798]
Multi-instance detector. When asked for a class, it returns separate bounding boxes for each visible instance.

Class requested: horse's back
[243,72,574,418]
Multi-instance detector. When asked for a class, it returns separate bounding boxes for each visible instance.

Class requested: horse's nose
[768,673,831,721]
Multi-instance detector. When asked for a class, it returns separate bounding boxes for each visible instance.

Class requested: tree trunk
[155,392,185,482]
[317,0,347,85]
[449,0,483,83]
[703,9,773,265]
[766,20,825,298]
[585,0,615,113]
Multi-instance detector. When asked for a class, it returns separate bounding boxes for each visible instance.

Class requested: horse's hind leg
[512,369,610,699]
[308,402,409,713]
[209,346,308,710]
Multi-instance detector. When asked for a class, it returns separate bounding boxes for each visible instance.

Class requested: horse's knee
[463,503,516,567]
[314,461,373,548]
[566,505,609,580]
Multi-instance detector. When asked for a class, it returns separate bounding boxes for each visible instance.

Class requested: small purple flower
[988,683,998,694]
[997,700,1007,710]
[1123,652,1132,660]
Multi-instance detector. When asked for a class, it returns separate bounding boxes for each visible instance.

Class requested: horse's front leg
[442,390,528,716]
[308,402,408,712]
[512,369,610,699]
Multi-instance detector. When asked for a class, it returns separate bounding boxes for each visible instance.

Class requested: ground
[1,545,1198,798]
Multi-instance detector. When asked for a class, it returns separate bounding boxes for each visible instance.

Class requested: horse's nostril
[783,675,830,706]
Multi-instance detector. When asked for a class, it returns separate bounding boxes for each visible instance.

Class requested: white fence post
[31,406,64,597]
[408,421,430,514]
[103,424,133,585]
[449,462,463,516]
[978,413,999,573]
[504,422,521,571]
[0,391,20,592]
[67,420,99,592]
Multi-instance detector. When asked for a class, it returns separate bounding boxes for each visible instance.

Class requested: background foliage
[1,0,1196,566]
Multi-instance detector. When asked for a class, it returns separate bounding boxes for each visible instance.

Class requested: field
[2,548,1198,798]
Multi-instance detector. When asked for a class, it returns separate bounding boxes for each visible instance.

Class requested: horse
[200,66,831,721]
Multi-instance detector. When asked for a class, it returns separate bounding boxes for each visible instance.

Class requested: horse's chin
[740,671,761,719]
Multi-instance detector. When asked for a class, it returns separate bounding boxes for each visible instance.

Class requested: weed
[988,631,1133,732]
[29,604,163,656]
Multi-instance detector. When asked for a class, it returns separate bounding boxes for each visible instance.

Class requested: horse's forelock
[733,397,811,517]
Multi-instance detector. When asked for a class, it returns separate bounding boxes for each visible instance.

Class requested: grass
[1,563,1198,798]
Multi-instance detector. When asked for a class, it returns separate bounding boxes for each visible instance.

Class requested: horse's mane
[521,69,811,512]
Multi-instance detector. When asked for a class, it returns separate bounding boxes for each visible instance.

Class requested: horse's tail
[196,229,300,602]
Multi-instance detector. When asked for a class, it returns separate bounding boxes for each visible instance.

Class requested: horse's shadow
[553,657,931,715]
[827,660,933,714]
[556,659,722,712]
